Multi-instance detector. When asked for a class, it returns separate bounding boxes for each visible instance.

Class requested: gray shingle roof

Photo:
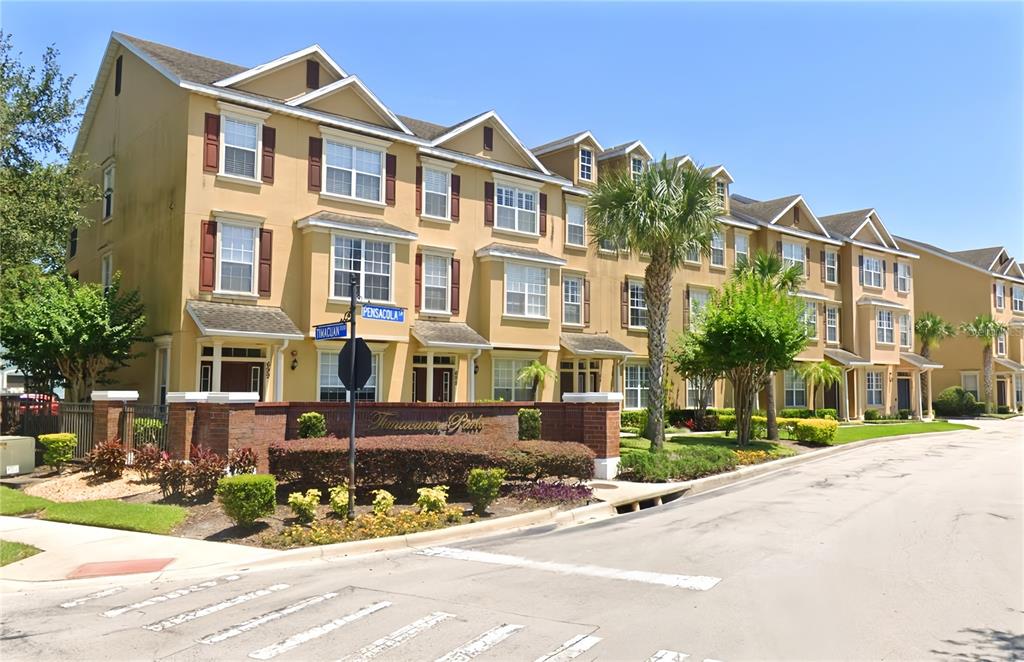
[730,194,801,224]
[531,130,592,155]
[412,321,490,349]
[475,243,567,266]
[396,115,450,140]
[824,348,870,366]
[951,246,1003,270]
[186,300,303,338]
[560,333,633,356]
[856,295,909,310]
[115,33,246,85]
[819,209,873,239]
[296,211,418,240]
[901,352,943,369]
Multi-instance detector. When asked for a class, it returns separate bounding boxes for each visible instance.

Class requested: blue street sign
[361,304,405,323]
[314,322,348,340]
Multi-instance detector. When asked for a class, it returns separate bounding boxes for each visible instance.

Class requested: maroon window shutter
[483,126,494,151]
[115,55,123,96]
[203,113,220,173]
[993,282,997,304]
[308,137,322,191]
[539,193,548,236]
[199,221,217,291]
[584,279,591,326]
[385,154,397,206]
[620,280,629,328]
[258,228,273,296]
[775,239,783,255]
[484,182,494,225]
[882,260,887,288]
[805,246,811,263]
[261,126,276,183]
[306,60,320,89]
[414,253,422,311]
[450,258,461,314]
[820,250,826,281]
[415,166,422,215]
[450,174,461,222]
[836,254,841,283]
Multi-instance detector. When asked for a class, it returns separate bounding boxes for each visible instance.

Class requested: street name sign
[361,304,405,323]
[315,322,348,340]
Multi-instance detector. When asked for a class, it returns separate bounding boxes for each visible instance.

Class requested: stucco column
[926,370,934,418]
[211,340,223,392]
[273,340,289,403]
[425,352,435,402]
[916,369,924,420]
[853,369,861,420]
[840,368,850,422]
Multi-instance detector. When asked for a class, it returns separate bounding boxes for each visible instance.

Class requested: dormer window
[716,181,726,204]
[631,157,643,183]
[579,148,593,181]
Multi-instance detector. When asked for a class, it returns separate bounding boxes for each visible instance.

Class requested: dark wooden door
[433,368,453,402]
[412,367,427,402]
[823,383,839,410]
[559,371,573,398]
[897,378,911,411]
[221,362,264,399]
[997,380,1007,407]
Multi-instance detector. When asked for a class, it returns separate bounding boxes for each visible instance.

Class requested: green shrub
[415,485,450,514]
[39,433,76,470]
[328,484,350,518]
[621,409,648,432]
[132,418,164,446]
[288,488,321,523]
[297,412,327,439]
[793,418,839,445]
[780,408,814,419]
[864,409,881,421]
[718,414,737,435]
[466,467,506,515]
[776,417,801,436]
[156,458,191,498]
[750,415,768,439]
[898,408,913,420]
[997,405,1012,415]
[86,440,127,479]
[933,386,984,417]
[814,408,838,420]
[371,489,395,516]
[618,445,738,482]
[133,444,162,481]
[216,474,276,526]
[517,408,541,440]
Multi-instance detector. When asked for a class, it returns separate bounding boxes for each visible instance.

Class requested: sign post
[345,273,358,521]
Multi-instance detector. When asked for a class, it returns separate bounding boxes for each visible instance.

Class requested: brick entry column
[91,390,139,446]
[563,392,623,479]
[165,392,208,460]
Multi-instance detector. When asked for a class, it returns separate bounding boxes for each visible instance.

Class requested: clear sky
[5,1,1023,255]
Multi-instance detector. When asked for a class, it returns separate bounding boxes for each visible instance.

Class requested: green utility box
[0,436,36,476]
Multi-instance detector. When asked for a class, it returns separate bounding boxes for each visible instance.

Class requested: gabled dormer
[704,164,734,214]
[531,131,604,186]
[598,140,653,183]
[213,45,346,101]
[819,209,902,251]
[284,76,412,134]
[429,110,551,174]
[732,194,831,239]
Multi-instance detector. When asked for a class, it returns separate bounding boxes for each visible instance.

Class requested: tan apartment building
[69,33,938,420]
[894,238,1024,411]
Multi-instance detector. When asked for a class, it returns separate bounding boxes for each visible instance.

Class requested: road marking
[247,601,391,660]
[142,584,289,632]
[61,586,125,608]
[534,633,602,661]
[103,575,241,617]
[434,624,524,662]
[342,611,455,661]
[417,547,722,591]
[647,651,690,662]
[199,591,340,645]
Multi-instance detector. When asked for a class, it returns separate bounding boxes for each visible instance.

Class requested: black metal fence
[121,403,169,457]
[19,402,95,459]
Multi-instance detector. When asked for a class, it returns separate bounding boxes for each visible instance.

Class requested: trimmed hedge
[269,435,594,490]
[618,445,738,482]
[216,474,277,526]
[39,433,77,470]
[621,410,648,432]
[793,419,839,445]
[933,386,985,417]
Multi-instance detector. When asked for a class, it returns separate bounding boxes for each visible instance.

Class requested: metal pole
[347,272,358,521]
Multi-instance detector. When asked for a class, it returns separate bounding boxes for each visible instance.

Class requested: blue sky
[6,1,1022,255]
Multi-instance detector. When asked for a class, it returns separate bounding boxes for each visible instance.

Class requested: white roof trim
[798,290,835,302]
[598,140,653,162]
[410,329,491,351]
[846,237,918,259]
[717,215,758,231]
[185,302,304,340]
[212,44,347,88]
[430,110,552,176]
[988,248,1010,271]
[474,245,567,267]
[562,185,592,197]
[852,217,890,248]
[732,209,843,246]
[418,146,569,187]
[897,237,1024,283]
[295,217,418,242]
[705,165,735,183]
[768,195,831,238]
[284,76,413,136]
[856,295,909,310]
[532,130,605,156]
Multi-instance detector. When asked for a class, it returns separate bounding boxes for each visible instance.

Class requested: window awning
[857,295,909,310]
[996,357,1024,372]
[412,321,491,351]
[187,300,304,340]
[900,352,943,370]
[824,348,871,367]
[296,211,418,242]
[475,243,567,267]
[560,333,633,357]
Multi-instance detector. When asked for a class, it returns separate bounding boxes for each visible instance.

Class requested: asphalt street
[2,419,1021,661]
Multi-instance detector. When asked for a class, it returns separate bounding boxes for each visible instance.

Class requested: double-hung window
[319,350,378,402]
[324,139,384,203]
[784,369,806,408]
[689,288,710,328]
[826,306,839,343]
[563,276,583,326]
[824,250,838,283]
[422,168,449,219]
[900,314,912,348]
[495,185,537,234]
[995,282,1005,310]
[100,253,113,290]
[493,358,533,401]
[735,233,750,264]
[1012,286,1024,313]
[505,263,547,318]
[803,302,818,339]
[566,203,586,247]
[866,371,883,406]
[332,235,392,302]
[579,148,593,181]
[628,280,647,329]
[624,364,650,410]
[686,245,700,264]
[631,157,643,183]
[218,223,257,294]
[896,263,911,293]
[961,373,979,400]
[997,332,1007,356]
[710,231,726,267]
[863,255,883,288]
[876,309,894,344]
[716,181,726,204]
[223,116,259,180]
[422,254,450,313]
[102,164,115,220]
[686,380,708,408]
[782,241,805,274]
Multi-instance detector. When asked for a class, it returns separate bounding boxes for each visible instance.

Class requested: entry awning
[474,243,567,267]
[824,348,871,367]
[856,295,909,310]
[187,300,304,340]
[797,289,838,303]
[900,352,943,370]
[560,333,633,357]
[295,211,418,242]
[996,357,1024,372]
[412,321,491,350]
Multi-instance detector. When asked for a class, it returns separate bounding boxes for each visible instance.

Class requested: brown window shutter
[805,246,811,263]
[882,260,887,288]
[415,166,422,215]
[115,55,123,96]
[836,254,841,282]
[620,280,629,328]
[199,220,217,291]
[414,253,422,311]
[306,60,320,89]
[258,228,273,296]
[203,113,220,173]
[794,207,801,226]
[483,126,493,151]
[261,126,276,183]
[583,278,591,326]
[450,258,461,314]
[820,250,826,281]
[484,182,494,225]
[450,174,460,222]
[385,154,397,206]
[539,193,548,236]
[308,137,322,191]
[775,240,783,256]
[993,282,998,304]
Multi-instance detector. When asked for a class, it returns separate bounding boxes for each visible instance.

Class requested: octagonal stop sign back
[338,338,373,391]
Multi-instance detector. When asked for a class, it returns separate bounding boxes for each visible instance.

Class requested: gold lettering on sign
[367,411,486,434]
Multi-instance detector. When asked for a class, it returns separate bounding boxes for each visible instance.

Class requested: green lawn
[0,539,42,566]
[826,420,976,444]
[0,486,187,535]
[622,434,796,459]
[0,486,52,515]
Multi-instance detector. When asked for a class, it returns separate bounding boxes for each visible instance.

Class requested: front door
[897,377,911,411]
[433,368,453,402]
[997,379,1007,407]
[823,383,839,410]
[412,367,427,402]
[221,361,264,400]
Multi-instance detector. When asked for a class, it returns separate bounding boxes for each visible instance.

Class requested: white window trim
[866,370,884,406]
[995,282,1005,310]
[579,147,593,181]
[100,252,113,289]
[863,255,884,290]
[329,232,396,305]
[824,250,838,284]
[316,349,380,402]
[503,261,549,320]
[214,219,261,297]
[961,371,980,399]
[896,262,911,293]
[623,361,650,411]
[685,246,701,265]
[996,332,1007,357]
[631,156,644,182]
[218,105,267,184]
[492,356,535,402]
[876,309,895,345]
[420,157,455,222]
[493,178,541,237]
[710,231,726,268]
[420,251,452,315]
[804,301,819,340]
[628,278,647,330]
[782,240,807,275]
[565,201,586,248]
[899,314,913,348]
[825,306,840,344]
[153,337,171,405]
[320,127,391,207]
[688,287,711,329]
[784,369,807,408]
[1011,286,1024,313]
[562,275,584,328]
[734,231,751,263]
[102,163,115,222]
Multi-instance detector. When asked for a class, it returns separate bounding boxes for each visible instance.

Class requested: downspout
[274,339,290,402]
[842,367,854,422]
[468,349,481,403]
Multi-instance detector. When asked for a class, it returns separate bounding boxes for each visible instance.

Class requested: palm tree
[915,312,956,415]
[734,250,805,438]
[587,157,721,450]
[797,361,843,413]
[959,315,1008,413]
[517,360,557,401]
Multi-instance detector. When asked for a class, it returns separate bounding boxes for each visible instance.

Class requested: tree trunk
[733,370,754,447]
[533,376,540,401]
[983,344,994,413]
[920,344,931,415]
[766,372,778,440]
[643,253,674,451]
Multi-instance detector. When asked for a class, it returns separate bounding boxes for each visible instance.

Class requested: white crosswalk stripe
[434,623,524,662]
[103,575,241,617]
[534,633,602,661]
[341,611,455,661]
[142,583,289,632]
[247,601,392,660]
[60,586,124,608]
[647,650,690,662]
[199,591,340,645]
